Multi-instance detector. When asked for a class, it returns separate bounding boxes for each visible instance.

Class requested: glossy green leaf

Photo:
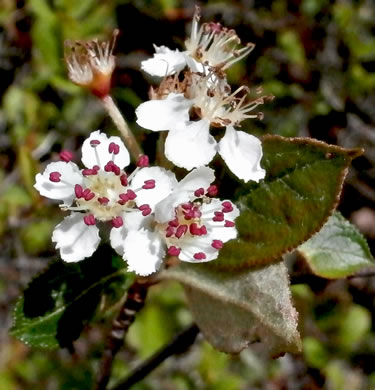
[298,212,375,278]
[11,247,134,349]
[161,261,301,356]
[214,135,362,269]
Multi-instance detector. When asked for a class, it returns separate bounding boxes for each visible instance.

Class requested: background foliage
[1,0,375,388]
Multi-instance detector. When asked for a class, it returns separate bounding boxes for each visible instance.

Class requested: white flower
[34,130,176,263]
[136,74,267,183]
[141,7,254,77]
[64,30,119,98]
[111,167,239,276]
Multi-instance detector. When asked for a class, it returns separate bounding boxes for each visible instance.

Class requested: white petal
[141,45,187,77]
[130,167,177,209]
[177,166,215,192]
[218,126,266,183]
[203,199,239,242]
[154,166,216,224]
[34,161,83,205]
[110,212,153,255]
[136,93,192,131]
[123,229,165,276]
[178,236,219,263]
[81,130,130,170]
[164,120,217,170]
[52,213,100,262]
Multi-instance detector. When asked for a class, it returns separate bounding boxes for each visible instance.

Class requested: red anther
[224,220,235,227]
[84,191,95,201]
[93,165,100,171]
[118,200,125,205]
[165,226,175,237]
[181,203,193,210]
[109,142,120,154]
[111,216,123,228]
[137,155,149,167]
[168,246,181,256]
[83,214,96,226]
[213,211,224,222]
[183,209,194,220]
[82,168,97,176]
[199,225,207,235]
[104,161,114,172]
[82,188,91,198]
[222,201,233,213]
[207,185,218,197]
[175,225,188,238]
[138,204,150,210]
[212,240,224,249]
[120,174,128,186]
[98,197,109,205]
[168,218,179,227]
[194,252,206,260]
[126,189,136,200]
[74,184,83,198]
[90,139,100,146]
[194,187,205,197]
[119,193,129,203]
[189,223,200,236]
[191,207,202,218]
[112,164,120,176]
[59,150,73,162]
[142,179,156,189]
[49,172,61,182]
[141,207,151,216]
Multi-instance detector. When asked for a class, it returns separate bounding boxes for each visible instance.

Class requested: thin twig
[101,95,143,160]
[94,280,149,390]
[111,324,200,390]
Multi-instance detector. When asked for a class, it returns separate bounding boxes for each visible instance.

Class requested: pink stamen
[165,226,175,237]
[126,189,137,200]
[84,191,95,201]
[194,252,206,260]
[207,185,218,197]
[109,142,120,155]
[191,207,202,218]
[168,218,179,227]
[142,179,155,189]
[83,214,96,226]
[137,155,149,167]
[49,172,61,182]
[120,174,128,186]
[59,150,73,162]
[104,161,120,175]
[175,225,188,238]
[111,216,123,228]
[119,193,129,203]
[139,204,151,216]
[212,239,224,249]
[194,188,205,197]
[82,168,98,176]
[181,203,193,210]
[93,165,100,171]
[90,140,101,146]
[222,201,233,213]
[98,197,109,205]
[82,188,91,198]
[224,220,235,227]
[213,211,224,222]
[199,225,207,235]
[75,184,83,198]
[168,246,181,256]
[189,223,200,236]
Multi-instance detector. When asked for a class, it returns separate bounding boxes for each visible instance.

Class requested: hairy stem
[94,280,149,390]
[112,324,200,390]
[101,95,143,160]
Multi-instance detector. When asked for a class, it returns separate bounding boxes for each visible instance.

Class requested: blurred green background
[1,0,375,388]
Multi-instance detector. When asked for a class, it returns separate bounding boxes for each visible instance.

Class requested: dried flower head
[64,30,119,98]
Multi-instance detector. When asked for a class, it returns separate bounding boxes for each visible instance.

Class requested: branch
[94,280,149,390]
[111,324,200,390]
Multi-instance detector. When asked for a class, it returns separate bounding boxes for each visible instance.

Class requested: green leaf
[161,261,301,356]
[11,246,134,349]
[215,135,362,269]
[298,212,375,278]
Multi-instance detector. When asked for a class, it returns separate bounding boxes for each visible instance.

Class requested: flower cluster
[35,132,238,275]
[136,7,272,182]
[34,8,268,276]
